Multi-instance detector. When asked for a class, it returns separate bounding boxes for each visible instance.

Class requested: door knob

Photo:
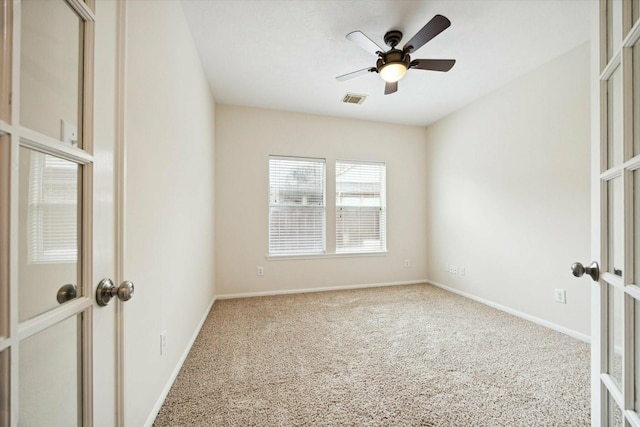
[96,278,135,307]
[57,283,77,304]
[117,280,135,302]
[571,261,600,282]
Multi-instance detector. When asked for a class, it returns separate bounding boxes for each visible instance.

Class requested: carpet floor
[153,284,590,426]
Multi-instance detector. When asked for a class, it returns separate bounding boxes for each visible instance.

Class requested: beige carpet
[153,284,590,426]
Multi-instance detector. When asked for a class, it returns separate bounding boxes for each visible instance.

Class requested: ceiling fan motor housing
[376,48,410,73]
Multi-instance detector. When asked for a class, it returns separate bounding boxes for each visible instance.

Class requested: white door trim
[114,0,127,425]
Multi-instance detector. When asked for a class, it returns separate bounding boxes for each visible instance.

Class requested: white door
[0,0,126,425]
[583,0,640,425]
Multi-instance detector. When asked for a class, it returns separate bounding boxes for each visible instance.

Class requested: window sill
[266,251,388,261]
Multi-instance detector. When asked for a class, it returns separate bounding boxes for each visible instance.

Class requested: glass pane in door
[19,315,80,426]
[0,349,8,427]
[609,391,624,426]
[608,0,623,62]
[636,170,640,286]
[609,284,624,387]
[634,299,640,410]
[18,147,81,321]
[0,0,9,124]
[635,44,640,157]
[609,177,624,276]
[608,66,623,169]
[0,136,8,338]
[20,0,83,147]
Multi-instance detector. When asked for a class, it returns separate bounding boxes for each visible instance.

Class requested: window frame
[268,155,326,256]
[335,159,387,254]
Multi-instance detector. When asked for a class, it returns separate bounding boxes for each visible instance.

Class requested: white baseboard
[427,280,590,344]
[144,296,217,427]
[216,279,428,300]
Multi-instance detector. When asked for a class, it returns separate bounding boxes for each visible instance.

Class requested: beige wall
[425,43,591,337]
[124,1,216,425]
[215,105,428,296]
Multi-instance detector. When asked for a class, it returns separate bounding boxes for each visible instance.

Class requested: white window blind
[269,156,325,255]
[336,160,386,253]
[28,151,79,263]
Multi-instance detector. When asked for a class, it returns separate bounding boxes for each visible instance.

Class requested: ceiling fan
[336,15,456,95]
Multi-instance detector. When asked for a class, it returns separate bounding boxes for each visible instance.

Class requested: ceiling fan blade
[384,81,397,95]
[336,67,375,81]
[403,15,451,53]
[411,59,456,72]
[346,31,384,56]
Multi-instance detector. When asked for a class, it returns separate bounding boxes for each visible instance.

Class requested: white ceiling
[181,0,591,127]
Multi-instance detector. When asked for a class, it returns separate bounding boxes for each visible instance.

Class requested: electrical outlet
[257,266,264,276]
[404,259,410,268]
[449,265,458,274]
[554,289,566,304]
[160,330,167,356]
[459,267,465,276]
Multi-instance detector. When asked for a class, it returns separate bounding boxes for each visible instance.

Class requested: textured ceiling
[181,0,591,127]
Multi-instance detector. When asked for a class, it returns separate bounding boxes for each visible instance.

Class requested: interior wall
[215,105,428,296]
[123,1,216,425]
[425,42,591,337]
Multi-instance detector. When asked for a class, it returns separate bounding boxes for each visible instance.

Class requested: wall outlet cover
[554,289,566,304]
[160,330,167,355]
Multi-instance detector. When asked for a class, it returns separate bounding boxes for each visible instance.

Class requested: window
[269,156,325,255]
[336,160,386,253]
[27,150,79,263]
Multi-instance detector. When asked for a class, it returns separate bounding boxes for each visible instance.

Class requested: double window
[268,156,386,256]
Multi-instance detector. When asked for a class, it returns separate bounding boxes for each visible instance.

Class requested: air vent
[342,93,367,104]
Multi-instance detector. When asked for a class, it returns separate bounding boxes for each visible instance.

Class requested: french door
[0,0,122,425]
[589,0,640,425]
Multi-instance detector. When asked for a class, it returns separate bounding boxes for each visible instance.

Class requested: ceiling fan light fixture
[337,14,455,94]
[379,62,407,83]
